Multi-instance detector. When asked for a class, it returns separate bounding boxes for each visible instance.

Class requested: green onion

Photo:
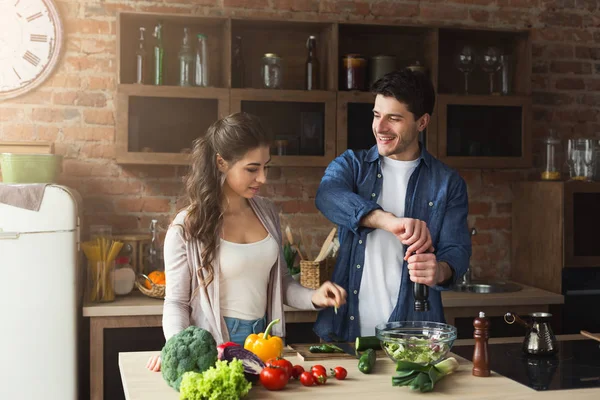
[392,357,459,392]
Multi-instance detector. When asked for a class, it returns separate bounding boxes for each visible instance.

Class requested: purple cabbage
[221,346,265,383]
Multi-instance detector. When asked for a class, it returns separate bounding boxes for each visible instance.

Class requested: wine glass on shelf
[480,46,503,94]
[567,138,594,181]
[454,45,476,95]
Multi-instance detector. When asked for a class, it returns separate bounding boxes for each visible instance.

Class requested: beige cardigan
[162,196,317,343]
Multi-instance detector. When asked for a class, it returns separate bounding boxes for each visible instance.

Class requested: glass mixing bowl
[375,321,457,365]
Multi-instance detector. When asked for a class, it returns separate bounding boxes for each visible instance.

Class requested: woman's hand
[146,355,162,372]
[311,281,347,309]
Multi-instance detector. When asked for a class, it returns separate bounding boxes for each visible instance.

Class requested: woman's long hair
[182,112,272,287]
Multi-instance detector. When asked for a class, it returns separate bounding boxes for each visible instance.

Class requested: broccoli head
[161,326,218,391]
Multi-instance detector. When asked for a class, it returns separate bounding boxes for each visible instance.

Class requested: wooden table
[119,335,599,400]
[84,283,563,400]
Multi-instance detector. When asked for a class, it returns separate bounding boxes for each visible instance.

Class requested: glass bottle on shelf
[541,129,562,181]
[262,53,282,89]
[152,22,164,85]
[178,27,194,87]
[146,219,164,273]
[305,35,319,90]
[232,35,245,88]
[135,27,147,84]
[194,34,209,87]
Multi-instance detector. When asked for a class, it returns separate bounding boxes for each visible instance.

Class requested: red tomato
[331,366,347,380]
[299,371,315,386]
[266,357,294,380]
[312,370,327,385]
[260,366,288,391]
[310,364,327,376]
[291,365,305,380]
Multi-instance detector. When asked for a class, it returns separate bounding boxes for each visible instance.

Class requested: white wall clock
[0,0,64,100]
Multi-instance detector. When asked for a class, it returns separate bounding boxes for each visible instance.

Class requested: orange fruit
[144,270,166,289]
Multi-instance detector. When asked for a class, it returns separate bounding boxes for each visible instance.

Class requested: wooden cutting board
[288,343,387,361]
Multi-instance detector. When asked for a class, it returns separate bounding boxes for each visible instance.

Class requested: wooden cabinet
[230,89,336,167]
[115,85,229,165]
[437,94,531,168]
[434,27,532,168]
[115,12,531,168]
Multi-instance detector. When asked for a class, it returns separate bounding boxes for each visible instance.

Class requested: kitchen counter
[83,281,563,318]
[119,334,598,400]
[85,283,563,400]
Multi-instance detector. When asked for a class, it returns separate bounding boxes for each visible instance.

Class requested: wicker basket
[300,256,337,289]
[135,274,165,299]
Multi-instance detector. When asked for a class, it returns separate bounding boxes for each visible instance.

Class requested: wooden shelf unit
[437,94,532,169]
[115,84,229,165]
[230,88,336,167]
[116,12,531,168]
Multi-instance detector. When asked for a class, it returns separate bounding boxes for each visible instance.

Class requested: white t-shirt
[358,156,419,336]
[219,234,279,320]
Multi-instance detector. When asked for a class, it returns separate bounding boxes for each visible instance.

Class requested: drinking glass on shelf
[480,47,503,94]
[567,138,594,181]
[454,45,476,94]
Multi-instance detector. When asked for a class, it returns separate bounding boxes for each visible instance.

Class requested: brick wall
[1,0,598,279]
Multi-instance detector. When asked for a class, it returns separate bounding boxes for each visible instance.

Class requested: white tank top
[219,234,279,320]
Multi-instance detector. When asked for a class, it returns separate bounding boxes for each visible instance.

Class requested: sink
[451,281,522,294]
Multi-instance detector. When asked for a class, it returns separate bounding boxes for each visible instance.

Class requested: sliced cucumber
[355,336,382,351]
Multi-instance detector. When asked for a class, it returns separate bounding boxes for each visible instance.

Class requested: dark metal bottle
[413,282,429,312]
[305,35,319,90]
[232,35,245,88]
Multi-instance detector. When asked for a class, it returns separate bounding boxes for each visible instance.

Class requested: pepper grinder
[472,311,491,377]
[413,282,429,311]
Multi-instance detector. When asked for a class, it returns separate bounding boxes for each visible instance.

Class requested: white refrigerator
[0,185,80,400]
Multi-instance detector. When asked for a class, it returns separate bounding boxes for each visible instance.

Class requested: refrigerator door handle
[0,232,20,240]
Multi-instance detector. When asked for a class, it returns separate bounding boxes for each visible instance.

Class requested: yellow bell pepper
[244,318,284,362]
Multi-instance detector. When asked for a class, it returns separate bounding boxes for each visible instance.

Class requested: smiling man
[314,69,472,341]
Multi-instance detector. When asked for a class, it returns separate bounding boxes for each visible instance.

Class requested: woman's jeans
[223,315,267,346]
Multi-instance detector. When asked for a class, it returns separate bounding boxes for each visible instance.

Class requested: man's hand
[361,210,433,259]
[407,254,453,287]
[384,217,433,259]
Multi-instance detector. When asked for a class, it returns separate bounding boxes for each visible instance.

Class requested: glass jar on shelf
[341,54,367,91]
[262,53,282,89]
[540,129,562,181]
[111,256,136,296]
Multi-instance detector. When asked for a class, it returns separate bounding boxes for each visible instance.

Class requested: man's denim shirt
[313,144,472,342]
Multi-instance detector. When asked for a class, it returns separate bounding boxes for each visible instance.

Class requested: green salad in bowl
[375,321,457,365]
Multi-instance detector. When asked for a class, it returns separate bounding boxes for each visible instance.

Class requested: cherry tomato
[260,366,288,391]
[331,366,347,380]
[291,365,305,380]
[311,364,327,376]
[266,357,294,380]
[312,370,327,385]
[299,371,315,386]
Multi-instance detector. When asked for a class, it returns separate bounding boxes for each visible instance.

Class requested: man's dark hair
[370,69,436,119]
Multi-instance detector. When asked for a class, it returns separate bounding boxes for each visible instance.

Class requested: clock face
[0,0,63,100]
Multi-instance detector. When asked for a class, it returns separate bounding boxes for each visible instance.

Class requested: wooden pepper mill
[472,311,491,377]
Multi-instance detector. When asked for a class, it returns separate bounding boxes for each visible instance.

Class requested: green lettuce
[179,359,251,400]
[383,336,448,364]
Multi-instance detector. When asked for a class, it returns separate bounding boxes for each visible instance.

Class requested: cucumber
[357,348,377,374]
[355,336,381,352]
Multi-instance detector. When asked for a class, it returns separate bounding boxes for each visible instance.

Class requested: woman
[147,112,346,371]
